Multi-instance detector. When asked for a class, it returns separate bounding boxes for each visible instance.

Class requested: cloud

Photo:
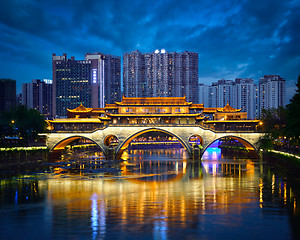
[0,0,299,100]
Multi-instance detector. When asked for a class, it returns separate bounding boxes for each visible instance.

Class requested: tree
[260,106,287,139]
[286,75,300,144]
[0,105,47,146]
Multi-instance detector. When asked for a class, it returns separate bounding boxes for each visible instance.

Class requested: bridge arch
[115,127,191,159]
[188,134,203,146]
[50,135,106,157]
[202,135,258,156]
[104,134,119,147]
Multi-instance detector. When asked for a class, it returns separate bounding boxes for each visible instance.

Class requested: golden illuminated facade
[47,96,260,132]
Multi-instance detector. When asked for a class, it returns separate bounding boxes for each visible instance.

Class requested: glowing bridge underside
[46,125,263,160]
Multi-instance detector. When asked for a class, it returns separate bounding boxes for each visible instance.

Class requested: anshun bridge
[45,96,264,159]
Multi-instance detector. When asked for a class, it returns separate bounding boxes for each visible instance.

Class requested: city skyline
[0,0,299,103]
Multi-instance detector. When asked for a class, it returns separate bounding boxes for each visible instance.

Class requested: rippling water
[0,147,299,240]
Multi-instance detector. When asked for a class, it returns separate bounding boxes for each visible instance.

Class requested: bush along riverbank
[0,146,49,162]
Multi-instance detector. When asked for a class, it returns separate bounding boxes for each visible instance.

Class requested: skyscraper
[259,75,286,116]
[0,79,16,112]
[85,53,121,108]
[199,83,209,107]
[123,50,199,103]
[202,78,258,119]
[52,53,121,117]
[234,78,255,119]
[217,79,234,108]
[254,84,259,119]
[208,82,218,108]
[22,79,53,118]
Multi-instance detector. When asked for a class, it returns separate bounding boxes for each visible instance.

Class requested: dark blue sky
[0,0,299,103]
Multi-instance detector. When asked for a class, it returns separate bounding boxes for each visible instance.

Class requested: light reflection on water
[0,147,299,240]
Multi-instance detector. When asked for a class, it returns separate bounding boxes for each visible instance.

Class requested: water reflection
[0,147,299,239]
[202,147,221,160]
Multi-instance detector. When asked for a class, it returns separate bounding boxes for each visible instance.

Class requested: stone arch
[115,127,192,159]
[50,135,106,157]
[202,135,257,155]
[104,134,119,147]
[188,134,204,146]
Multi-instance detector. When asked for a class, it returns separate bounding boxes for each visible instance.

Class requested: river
[0,147,299,240]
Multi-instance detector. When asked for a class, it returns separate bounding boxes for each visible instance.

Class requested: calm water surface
[0,147,299,240]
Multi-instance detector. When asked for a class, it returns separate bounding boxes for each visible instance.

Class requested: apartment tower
[52,53,121,117]
[123,50,199,103]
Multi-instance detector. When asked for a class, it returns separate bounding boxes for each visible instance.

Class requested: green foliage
[260,106,287,138]
[258,135,274,150]
[0,105,47,145]
[286,75,300,144]
[259,76,300,150]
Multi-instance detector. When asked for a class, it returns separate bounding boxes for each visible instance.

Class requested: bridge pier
[192,145,201,161]
[107,147,115,160]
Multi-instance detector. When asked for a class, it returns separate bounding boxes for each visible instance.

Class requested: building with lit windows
[85,53,121,108]
[123,50,199,103]
[201,78,259,119]
[217,80,234,108]
[208,82,218,108]
[259,75,286,116]
[199,84,209,107]
[234,78,256,119]
[0,79,16,112]
[52,53,121,118]
[22,79,53,118]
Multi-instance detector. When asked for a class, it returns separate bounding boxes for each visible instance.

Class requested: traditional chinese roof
[67,103,93,113]
[105,104,118,109]
[106,113,202,117]
[67,103,106,114]
[202,108,222,113]
[48,118,103,123]
[190,103,204,109]
[204,120,260,124]
[217,102,241,112]
[115,96,192,106]
[99,116,112,121]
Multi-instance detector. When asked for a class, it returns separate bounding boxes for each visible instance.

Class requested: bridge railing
[48,122,260,133]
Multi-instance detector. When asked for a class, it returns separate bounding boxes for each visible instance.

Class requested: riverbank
[0,146,49,161]
[264,150,300,188]
[267,150,300,169]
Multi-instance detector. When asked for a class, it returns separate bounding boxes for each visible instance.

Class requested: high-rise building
[16,93,22,106]
[208,82,218,108]
[123,49,199,103]
[22,79,53,118]
[85,53,121,108]
[199,83,209,107]
[217,79,235,108]
[234,78,255,119]
[52,53,121,117]
[259,75,286,116]
[254,84,259,119]
[0,79,16,112]
[204,78,258,119]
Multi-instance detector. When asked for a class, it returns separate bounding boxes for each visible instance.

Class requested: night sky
[0,0,299,103]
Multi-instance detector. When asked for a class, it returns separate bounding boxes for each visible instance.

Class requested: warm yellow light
[259,121,263,125]
[11,120,15,124]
